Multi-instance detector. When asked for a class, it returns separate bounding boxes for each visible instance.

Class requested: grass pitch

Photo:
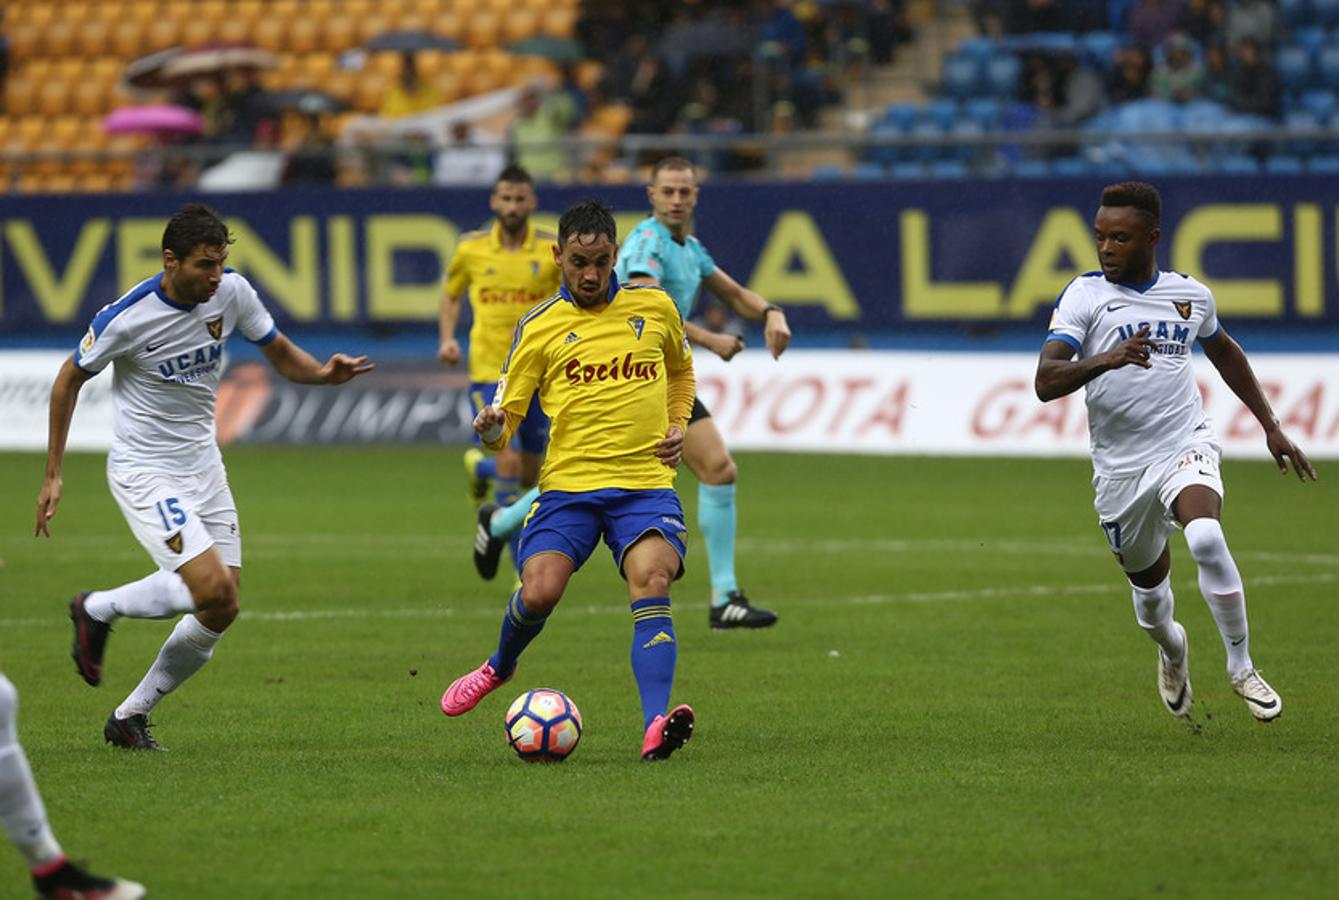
[1,448,1335,898]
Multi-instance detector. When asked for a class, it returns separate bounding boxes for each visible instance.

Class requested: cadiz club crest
[1172,300,1192,320]
[627,316,645,339]
[206,316,223,340]
[165,532,183,554]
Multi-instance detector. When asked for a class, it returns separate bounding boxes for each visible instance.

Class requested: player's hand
[473,405,506,439]
[35,475,62,537]
[1265,426,1317,481]
[708,332,745,361]
[763,308,791,359]
[1105,325,1155,370]
[438,339,462,367]
[320,353,375,384]
[655,425,684,468]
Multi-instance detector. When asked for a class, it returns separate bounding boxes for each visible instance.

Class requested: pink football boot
[640,704,695,760]
[441,660,510,717]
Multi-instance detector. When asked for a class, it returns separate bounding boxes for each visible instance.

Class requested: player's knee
[701,457,736,485]
[519,581,563,615]
[190,572,239,624]
[1183,518,1227,562]
[631,567,673,598]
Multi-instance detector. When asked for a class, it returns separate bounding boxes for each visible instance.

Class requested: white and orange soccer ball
[503,689,583,762]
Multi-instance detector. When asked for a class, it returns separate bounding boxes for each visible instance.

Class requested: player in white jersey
[34,203,374,751]
[1035,182,1315,724]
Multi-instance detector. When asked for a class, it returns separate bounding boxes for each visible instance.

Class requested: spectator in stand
[433,121,506,186]
[1224,0,1279,49]
[1179,0,1227,47]
[1226,39,1279,118]
[216,66,277,148]
[281,113,338,186]
[1201,42,1234,105]
[1054,51,1109,126]
[1150,32,1204,103]
[1127,0,1188,50]
[1109,45,1153,104]
[508,86,578,181]
[379,53,443,119]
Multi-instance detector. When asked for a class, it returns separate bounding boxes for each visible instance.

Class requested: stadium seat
[1051,156,1094,177]
[1216,155,1262,174]
[1283,109,1321,154]
[949,120,984,163]
[1278,0,1311,27]
[985,55,1022,98]
[1080,31,1121,71]
[541,8,577,37]
[963,97,1002,131]
[941,56,981,99]
[955,37,995,66]
[1301,89,1337,122]
[928,159,968,179]
[1315,0,1339,27]
[924,97,959,131]
[1265,155,1306,174]
[1292,26,1329,56]
[1308,154,1339,172]
[1276,46,1314,92]
[881,103,919,131]
[889,161,927,180]
[1012,158,1051,178]
[909,121,945,163]
[1317,46,1339,88]
[503,10,541,44]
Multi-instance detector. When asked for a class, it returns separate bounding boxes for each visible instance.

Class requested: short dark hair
[495,163,533,187]
[557,199,617,247]
[650,155,696,182]
[1100,181,1161,224]
[162,203,232,259]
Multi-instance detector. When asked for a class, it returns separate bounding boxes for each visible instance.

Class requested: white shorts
[107,463,241,572]
[1091,441,1224,573]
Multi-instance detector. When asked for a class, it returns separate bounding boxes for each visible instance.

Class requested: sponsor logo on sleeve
[79,327,96,355]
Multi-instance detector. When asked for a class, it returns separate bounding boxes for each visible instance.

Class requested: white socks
[84,570,196,623]
[1130,575,1185,662]
[1184,518,1253,679]
[0,676,63,870]
[115,616,222,720]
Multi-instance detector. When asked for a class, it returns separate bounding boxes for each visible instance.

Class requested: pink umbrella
[103,105,206,137]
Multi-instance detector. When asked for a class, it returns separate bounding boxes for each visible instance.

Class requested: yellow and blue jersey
[615,215,717,319]
[444,220,562,382]
[489,275,695,493]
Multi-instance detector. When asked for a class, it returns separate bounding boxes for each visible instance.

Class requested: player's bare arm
[260,333,375,385]
[437,291,464,366]
[655,425,684,468]
[1200,329,1317,481]
[1034,325,1155,402]
[702,269,791,359]
[35,356,95,537]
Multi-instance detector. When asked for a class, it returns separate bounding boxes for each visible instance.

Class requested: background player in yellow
[437,164,560,570]
[441,200,698,761]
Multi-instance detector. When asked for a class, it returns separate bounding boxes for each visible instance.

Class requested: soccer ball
[503,689,583,762]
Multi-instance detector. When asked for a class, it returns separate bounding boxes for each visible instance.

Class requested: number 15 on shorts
[156,497,186,531]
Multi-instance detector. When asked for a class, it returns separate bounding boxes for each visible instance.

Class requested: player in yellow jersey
[437,165,561,570]
[441,200,698,761]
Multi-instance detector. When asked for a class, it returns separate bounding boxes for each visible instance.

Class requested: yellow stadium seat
[43,173,81,194]
[21,4,57,30]
[541,8,576,38]
[464,68,504,97]
[43,21,78,57]
[288,19,322,55]
[144,19,180,53]
[22,58,55,83]
[323,16,359,54]
[464,12,502,49]
[299,53,337,86]
[431,71,464,103]
[198,0,230,25]
[89,58,123,85]
[4,77,38,117]
[235,0,265,25]
[219,18,255,45]
[502,10,539,44]
[110,21,144,59]
[253,19,288,53]
[48,116,83,150]
[181,19,216,49]
[79,172,117,193]
[434,13,465,40]
[370,52,405,81]
[353,72,390,113]
[37,80,73,117]
[415,50,445,78]
[12,117,49,153]
[75,20,113,59]
[6,23,42,64]
[356,15,394,47]
[65,3,93,28]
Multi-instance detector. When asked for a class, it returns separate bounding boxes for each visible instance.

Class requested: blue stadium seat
[928,159,969,179]
[985,56,1022,98]
[1216,155,1262,174]
[1265,155,1306,174]
[1052,156,1094,177]
[889,161,928,180]
[1182,99,1231,134]
[1308,154,1339,172]
[963,97,1002,131]
[1301,88,1337,122]
[1315,0,1339,27]
[851,162,885,180]
[949,120,984,162]
[924,97,961,131]
[1080,31,1121,71]
[1279,0,1312,27]
[1012,159,1051,178]
[910,121,947,162]
[1276,46,1314,92]
[1284,109,1321,154]
[866,121,904,166]
[881,103,919,131]
[941,56,982,99]
[1318,46,1339,87]
[811,164,849,180]
[1292,26,1329,56]
[956,37,995,66]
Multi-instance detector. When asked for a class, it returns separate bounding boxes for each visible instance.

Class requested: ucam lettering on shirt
[1114,319,1193,356]
[157,343,224,383]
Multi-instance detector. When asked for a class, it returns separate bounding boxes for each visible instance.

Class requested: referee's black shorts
[689,395,711,423]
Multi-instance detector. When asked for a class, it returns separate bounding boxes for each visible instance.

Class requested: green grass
[0,448,1336,898]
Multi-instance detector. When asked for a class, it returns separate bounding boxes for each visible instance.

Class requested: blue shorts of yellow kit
[517,489,689,579]
[469,380,549,453]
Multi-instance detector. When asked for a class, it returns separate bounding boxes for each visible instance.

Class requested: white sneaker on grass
[1231,669,1282,722]
[1157,623,1192,717]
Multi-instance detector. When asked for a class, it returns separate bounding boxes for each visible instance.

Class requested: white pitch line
[0,572,1332,630]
